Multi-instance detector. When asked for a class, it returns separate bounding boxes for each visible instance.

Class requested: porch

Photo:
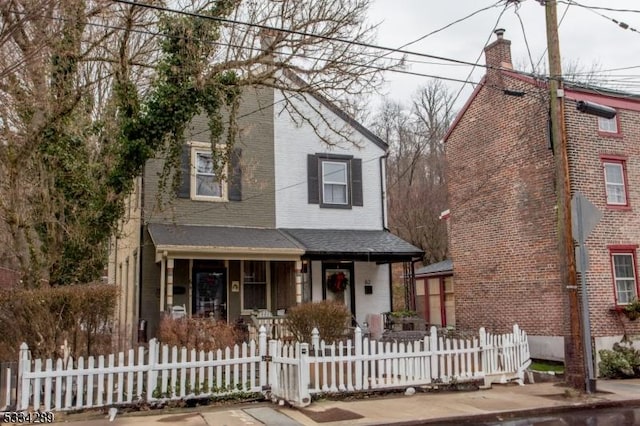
[140,223,423,340]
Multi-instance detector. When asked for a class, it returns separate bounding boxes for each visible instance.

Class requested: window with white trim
[598,116,618,133]
[322,160,349,205]
[611,251,638,304]
[191,148,227,201]
[603,160,628,206]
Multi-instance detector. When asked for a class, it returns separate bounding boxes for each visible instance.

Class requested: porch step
[243,407,303,426]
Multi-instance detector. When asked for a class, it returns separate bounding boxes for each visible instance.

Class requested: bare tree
[0,0,398,285]
[373,81,454,265]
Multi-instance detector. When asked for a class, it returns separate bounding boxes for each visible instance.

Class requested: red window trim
[608,244,639,251]
[600,156,630,209]
[608,246,640,306]
[597,113,622,138]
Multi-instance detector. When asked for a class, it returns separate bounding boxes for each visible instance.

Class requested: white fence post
[354,327,362,391]
[297,343,311,407]
[17,343,30,410]
[258,327,268,391]
[146,338,157,402]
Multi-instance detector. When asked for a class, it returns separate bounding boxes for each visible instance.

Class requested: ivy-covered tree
[0,0,395,286]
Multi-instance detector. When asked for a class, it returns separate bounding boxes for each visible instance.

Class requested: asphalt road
[436,406,640,426]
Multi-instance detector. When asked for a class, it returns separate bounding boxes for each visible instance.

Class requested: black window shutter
[176,144,190,198]
[228,147,242,201]
[351,158,363,206]
[307,154,319,204]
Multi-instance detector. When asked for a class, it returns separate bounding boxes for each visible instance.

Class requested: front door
[322,262,356,323]
[192,268,227,320]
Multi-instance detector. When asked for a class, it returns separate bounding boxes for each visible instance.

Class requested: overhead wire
[514,2,536,73]
[450,2,510,108]
[562,0,640,36]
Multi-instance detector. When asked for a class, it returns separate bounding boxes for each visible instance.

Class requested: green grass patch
[530,359,565,373]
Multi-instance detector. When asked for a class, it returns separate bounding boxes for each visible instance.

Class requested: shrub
[157,316,240,351]
[598,341,640,379]
[0,284,118,361]
[285,301,351,344]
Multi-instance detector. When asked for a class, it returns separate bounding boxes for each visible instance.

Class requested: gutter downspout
[379,152,390,231]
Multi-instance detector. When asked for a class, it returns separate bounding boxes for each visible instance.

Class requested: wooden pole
[544,0,586,391]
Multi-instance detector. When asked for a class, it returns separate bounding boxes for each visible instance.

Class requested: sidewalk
[57,379,640,426]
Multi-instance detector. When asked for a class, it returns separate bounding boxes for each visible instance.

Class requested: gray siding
[140,229,160,337]
[142,86,276,227]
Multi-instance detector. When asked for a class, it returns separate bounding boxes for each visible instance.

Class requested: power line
[535,0,571,71]
[394,1,504,51]
[563,0,640,35]
[557,1,640,14]
[110,0,519,73]
[514,3,536,73]
[450,2,510,108]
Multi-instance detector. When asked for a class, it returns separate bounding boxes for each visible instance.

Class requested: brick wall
[446,32,640,345]
[564,96,640,338]
[447,75,564,336]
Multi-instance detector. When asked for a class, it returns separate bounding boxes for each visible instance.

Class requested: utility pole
[544,0,587,391]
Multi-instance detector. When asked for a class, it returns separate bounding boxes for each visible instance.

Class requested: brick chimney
[484,28,512,70]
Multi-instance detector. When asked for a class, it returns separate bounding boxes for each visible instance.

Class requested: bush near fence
[0,284,117,361]
[157,316,242,352]
[285,301,351,344]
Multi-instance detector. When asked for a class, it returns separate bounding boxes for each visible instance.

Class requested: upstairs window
[610,247,639,305]
[176,142,242,202]
[601,156,629,207]
[307,153,363,209]
[598,116,618,134]
[322,161,348,205]
[193,150,224,200]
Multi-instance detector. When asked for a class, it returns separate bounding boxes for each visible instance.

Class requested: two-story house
[445,29,640,364]
[110,75,423,344]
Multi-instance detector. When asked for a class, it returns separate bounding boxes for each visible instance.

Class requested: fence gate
[267,340,311,408]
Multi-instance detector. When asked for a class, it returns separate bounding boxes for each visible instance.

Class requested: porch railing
[247,310,292,341]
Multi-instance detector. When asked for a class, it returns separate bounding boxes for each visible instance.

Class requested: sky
[366,0,640,111]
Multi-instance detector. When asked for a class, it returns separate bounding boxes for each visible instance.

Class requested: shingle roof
[147,224,423,262]
[148,223,303,250]
[281,228,423,261]
[415,259,453,277]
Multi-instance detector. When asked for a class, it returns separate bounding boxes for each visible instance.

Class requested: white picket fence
[10,324,530,411]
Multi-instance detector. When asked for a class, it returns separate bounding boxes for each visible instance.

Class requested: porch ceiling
[148,223,305,261]
[281,228,424,263]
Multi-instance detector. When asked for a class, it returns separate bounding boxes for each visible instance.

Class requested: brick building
[445,29,640,363]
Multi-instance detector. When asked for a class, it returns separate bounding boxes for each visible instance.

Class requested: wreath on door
[327,271,349,293]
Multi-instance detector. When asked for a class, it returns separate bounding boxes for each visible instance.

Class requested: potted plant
[623,298,640,321]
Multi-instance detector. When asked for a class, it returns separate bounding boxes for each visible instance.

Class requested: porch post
[159,256,166,313]
[295,260,303,305]
[166,257,174,309]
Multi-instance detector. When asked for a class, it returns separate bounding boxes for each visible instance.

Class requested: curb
[369,398,640,426]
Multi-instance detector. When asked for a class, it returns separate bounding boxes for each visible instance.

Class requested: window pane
[244,284,267,310]
[244,261,266,283]
[604,163,626,204]
[323,162,346,184]
[613,254,637,304]
[197,153,214,174]
[324,183,347,204]
[606,184,625,204]
[197,175,222,197]
[598,117,617,133]
[605,164,623,184]
[614,254,634,278]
